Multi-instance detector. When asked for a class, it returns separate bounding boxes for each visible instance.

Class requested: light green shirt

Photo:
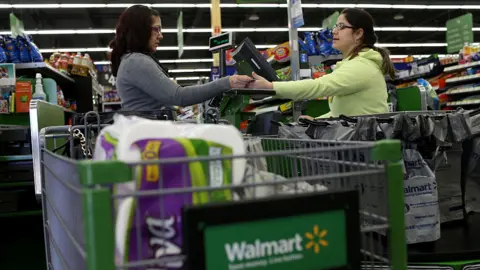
[272,49,389,118]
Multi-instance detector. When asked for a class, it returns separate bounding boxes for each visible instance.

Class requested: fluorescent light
[7,26,478,36]
[374,27,447,31]
[160,59,213,63]
[317,4,355,8]
[175,76,209,81]
[376,43,447,47]
[223,27,289,32]
[94,61,111,65]
[1,3,479,9]
[169,68,211,73]
[11,4,61,8]
[60,4,107,8]
[391,5,428,9]
[94,59,214,65]
[39,43,450,54]
[157,46,209,50]
[356,4,393,8]
[390,54,451,58]
[40,44,278,53]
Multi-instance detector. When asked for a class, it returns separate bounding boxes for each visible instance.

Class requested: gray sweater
[116,53,231,110]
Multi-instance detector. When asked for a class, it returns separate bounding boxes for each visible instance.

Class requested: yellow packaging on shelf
[279,101,292,112]
[9,92,14,113]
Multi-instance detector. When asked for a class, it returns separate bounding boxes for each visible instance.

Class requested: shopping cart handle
[226,89,277,96]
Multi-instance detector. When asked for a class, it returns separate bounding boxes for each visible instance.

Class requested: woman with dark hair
[110,5,252,111]
[248,8,395,119]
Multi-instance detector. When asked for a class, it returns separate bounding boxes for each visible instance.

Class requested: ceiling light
[5,26,473,36]
[394,14,404,20]
[160,59,213,63]
[376,43,447,47]
[169,68,211,73]
[94,59,214,65]
[248,14,260,21]
[175,76,209,81]
[44,43,448,54]
[94,61,111,65]
[1,3,479,9]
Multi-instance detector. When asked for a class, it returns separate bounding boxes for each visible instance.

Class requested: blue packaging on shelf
[304,32,318,55]
[297,38,310,54]
[4,35,20,63]
[17,36,32,63]
[300,52,308,63]
[316,29,340,56]
[27,35,43,62]
[0,36,8,63]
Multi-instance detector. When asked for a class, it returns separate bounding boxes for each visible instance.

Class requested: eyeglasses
[151,26,162,34]
[332,23,355,32]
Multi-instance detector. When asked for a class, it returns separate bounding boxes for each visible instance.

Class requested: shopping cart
[36,123,406,270]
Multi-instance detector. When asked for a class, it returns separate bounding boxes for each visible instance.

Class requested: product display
[0,34,43,64]
[47,51,97,77]
[298,29,341,57]
[103,88,121,103]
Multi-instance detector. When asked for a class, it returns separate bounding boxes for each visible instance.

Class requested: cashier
[109,5,252,111]
[248,8,394,119]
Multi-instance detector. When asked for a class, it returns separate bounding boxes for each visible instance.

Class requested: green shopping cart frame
[36,122,406,270]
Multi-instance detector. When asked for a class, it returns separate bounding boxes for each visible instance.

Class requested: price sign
[98,69,116,87]
[446,13,473,54]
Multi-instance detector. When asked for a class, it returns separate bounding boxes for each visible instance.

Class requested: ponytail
[372,46,396,79]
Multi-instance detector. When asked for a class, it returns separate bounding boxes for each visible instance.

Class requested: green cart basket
[36,125,406,270]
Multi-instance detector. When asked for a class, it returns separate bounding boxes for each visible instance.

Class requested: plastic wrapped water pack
[94,114,246,269]
[93,115,321,269]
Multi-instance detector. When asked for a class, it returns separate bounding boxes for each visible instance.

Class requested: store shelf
[446,86,480,95]
[91,77,104,96]
[446,99,480,106]
[0,155,32,162]
[395,69,442,84]
[446,74,480,84]
[15,62,75,86]
[103,102,122,106]
[444,61,480,73]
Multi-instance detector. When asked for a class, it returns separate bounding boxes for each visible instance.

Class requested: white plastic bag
[403,148,441,244]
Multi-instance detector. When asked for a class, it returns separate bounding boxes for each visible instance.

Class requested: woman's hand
[297,115,314,122]
[247,72,273,89]
[229,75,254,88]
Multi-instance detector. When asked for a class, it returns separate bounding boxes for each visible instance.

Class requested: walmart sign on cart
[204,210,348,270]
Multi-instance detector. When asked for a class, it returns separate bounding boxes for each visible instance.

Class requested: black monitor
[231,37,279,82]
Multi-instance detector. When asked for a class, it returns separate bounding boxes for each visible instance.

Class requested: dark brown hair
[341,8,396,78]
[109,5,160,76]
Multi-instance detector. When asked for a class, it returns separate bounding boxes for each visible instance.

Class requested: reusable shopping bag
[403,147,441,244]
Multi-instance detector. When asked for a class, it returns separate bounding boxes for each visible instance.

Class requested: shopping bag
[277,122,311,139]
[431,143,469,223]
[303,119,356,141]
[461,136,480,218]
[403,148,441,244]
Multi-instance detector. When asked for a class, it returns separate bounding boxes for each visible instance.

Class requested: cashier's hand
[247,72,274,89]
[297,115,314,122]
[229,75,254,88]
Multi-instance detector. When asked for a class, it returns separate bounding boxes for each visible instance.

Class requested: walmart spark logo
[305,225,328,254]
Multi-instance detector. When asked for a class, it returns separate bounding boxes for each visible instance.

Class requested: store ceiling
[2,0,480,82]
